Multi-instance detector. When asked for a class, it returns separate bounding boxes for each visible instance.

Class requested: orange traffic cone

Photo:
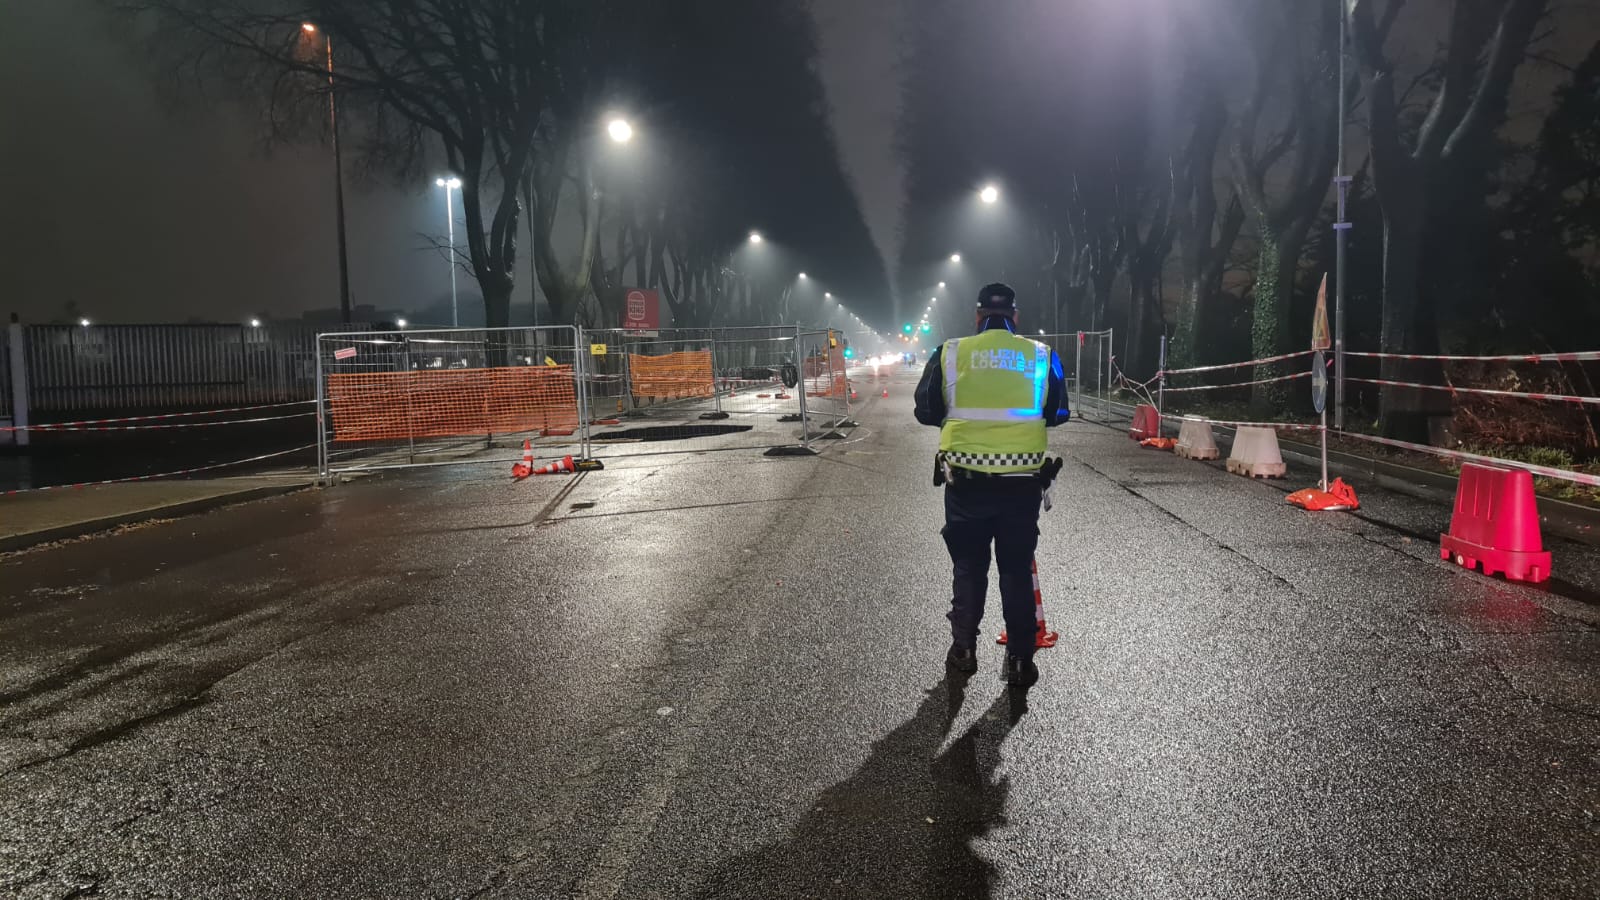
[512,439,534,479]
[998,559,1060,649]
[531,455,575,476]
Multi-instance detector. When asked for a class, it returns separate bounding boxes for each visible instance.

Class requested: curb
[1075,398,1600,546]
[0,482,313,553]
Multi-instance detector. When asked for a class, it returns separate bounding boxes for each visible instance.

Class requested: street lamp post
[1333,0,1351,430]
[303,24,352,324]
[435,177,462,326]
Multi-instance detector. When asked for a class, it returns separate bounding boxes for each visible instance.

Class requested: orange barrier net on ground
[327,366,578,442]
[629,350,714,400]
[803,347,849,398]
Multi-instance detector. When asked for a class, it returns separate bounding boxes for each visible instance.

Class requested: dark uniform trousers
[941,476,1042,659]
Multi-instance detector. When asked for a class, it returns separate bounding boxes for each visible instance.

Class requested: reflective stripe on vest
[945,450,1046,468]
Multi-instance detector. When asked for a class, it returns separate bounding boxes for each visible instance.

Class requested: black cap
[976,283,1017,314]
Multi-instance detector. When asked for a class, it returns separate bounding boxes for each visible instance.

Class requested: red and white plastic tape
[1,400,316,432]
[11,412,315,432]
[1158,412,1326,432]
[1162,350,1314,377]
[1339,432,1600,488]
[0,443,318,496]
[1342,349,1600,364]
[1162,370,1311,393]
[1346,377,1600,406]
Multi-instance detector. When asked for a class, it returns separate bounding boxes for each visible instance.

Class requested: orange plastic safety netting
[629,350,714,400]
[803,347,848,398]
[326,366,578,442]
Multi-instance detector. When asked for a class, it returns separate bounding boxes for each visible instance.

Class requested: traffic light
[902,323,913,335]
[842,347,854,359]
[920,323,932,334]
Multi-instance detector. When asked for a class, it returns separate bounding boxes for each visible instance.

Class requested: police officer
[914,283,1070,688]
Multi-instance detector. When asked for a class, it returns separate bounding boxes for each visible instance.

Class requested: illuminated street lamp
[435,176,463,326]
[950,253,961,263]
[979,184,999,204]
[606,117,634,144]
[938,281,946,289]
[78,318,90,327]
[397,318,408,328]
[302,22,351,323]
[798,272,807,280]
[249,318,262,328]
[748,231,763,245]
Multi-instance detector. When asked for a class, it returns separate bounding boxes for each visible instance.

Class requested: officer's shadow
[694,676,1027,899]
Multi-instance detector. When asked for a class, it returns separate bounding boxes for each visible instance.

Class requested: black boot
[946,644,978,675]
[1005,654,1038,689]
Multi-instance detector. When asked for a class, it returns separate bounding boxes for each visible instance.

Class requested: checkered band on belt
[945,451,1045,468]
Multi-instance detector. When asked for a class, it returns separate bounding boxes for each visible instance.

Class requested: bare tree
[1351,0,1550,436]
[1172,86,1246,369]
[1225,0,1341,410]
[127,0,555,333]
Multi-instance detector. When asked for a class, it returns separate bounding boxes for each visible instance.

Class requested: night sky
[4,1,1592,327]
[0,0,909,326]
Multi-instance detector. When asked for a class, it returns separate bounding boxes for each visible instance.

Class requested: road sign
[1312,350,1328,414]
[590,343,608,356]
[622,288,659,332]
[1311,274,1331,351]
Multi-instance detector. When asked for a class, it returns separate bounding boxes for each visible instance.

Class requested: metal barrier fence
[582,325,819,458]
[314,323,851,478]
[0,327,11,420]
[315,325,584,476]
[1035,330,1113,413]
[799,330,852,439]
[12,322,366,413]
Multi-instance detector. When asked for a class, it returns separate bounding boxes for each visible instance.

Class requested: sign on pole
[622,288,660,333]
[1311,274,1331,351]
[1312,350,1328,414]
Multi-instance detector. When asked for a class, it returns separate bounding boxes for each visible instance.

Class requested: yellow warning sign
[1311,274,1331,351]
[590,343,608,356]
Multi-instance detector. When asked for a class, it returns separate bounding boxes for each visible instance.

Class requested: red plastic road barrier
[1128,404,1160,441]
[1440,463,1552,583]
[999,559,1059,649]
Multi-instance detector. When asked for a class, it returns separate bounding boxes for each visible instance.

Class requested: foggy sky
[0,1,907,327]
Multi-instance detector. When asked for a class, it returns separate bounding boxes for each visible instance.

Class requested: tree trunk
[1090,267,1116,333]
[1248,225,1302,412]
[483,273,513,330]
[1377,191,1429,439]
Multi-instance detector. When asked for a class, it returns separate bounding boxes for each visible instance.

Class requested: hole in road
[591,424,753,442]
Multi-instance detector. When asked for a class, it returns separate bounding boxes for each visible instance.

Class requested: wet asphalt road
[2,368,1597,899]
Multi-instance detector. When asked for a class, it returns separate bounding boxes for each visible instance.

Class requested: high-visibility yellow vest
[938,329,1050,473]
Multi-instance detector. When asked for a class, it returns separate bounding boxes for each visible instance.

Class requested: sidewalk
[0,474,315,552]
